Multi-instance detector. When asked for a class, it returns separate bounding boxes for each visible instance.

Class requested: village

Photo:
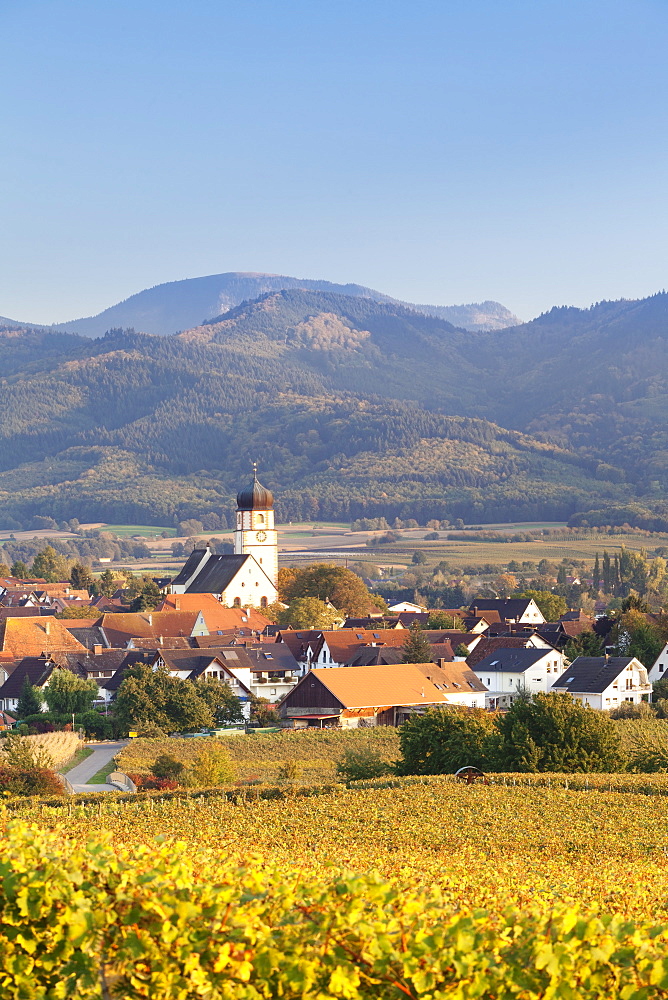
[0,471,659,737]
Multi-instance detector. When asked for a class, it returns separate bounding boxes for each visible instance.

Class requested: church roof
[185,554,258,593]
[236,469,274,510]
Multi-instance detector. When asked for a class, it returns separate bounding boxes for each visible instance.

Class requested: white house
[472,647,566,709]
[468,598,546,626]
[648,643,668,685]
[154,650,252,719]
[387,601,426,614]
[551,656,652,710]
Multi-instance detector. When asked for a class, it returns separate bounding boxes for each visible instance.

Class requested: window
[241,582,245,587]
[661,664,665,672]
[270,688,276,695]
[233,598,241,607]
[264,652,273,659]
[487,678,490,686]
[260,596,267,608]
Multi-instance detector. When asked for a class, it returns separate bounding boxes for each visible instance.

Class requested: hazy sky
[2,0,667,324]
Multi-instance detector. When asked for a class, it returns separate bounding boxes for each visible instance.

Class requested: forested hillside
[1,288,668,528]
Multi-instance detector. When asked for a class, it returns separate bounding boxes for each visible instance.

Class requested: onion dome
[236,467,274,510]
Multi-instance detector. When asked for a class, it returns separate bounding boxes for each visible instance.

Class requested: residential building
[471,647,566,709]
[551,656,652,709]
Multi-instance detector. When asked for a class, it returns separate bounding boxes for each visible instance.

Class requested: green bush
[397,707,500,775]
[336,745,394,782]
[151,754,185,781]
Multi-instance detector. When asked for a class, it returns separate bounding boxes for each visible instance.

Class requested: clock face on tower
[255,530,267,542]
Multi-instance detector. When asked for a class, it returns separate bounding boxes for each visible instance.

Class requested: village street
[64,740,128,793]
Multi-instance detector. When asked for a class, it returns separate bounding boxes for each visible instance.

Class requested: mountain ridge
[0,271,521,337]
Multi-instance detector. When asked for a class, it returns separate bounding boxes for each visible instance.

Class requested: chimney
[93,644,102,656]
[159,635,164,645]
[175,598,181,611]
[44,621,50,635]
[148,613,153,626]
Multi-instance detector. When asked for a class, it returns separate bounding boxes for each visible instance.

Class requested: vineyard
[117,729,401,784]
[3,774,668,995]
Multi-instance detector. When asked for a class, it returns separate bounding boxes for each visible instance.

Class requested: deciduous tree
[43,669,98,715]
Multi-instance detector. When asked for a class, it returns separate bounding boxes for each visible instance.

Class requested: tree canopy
[277,598,341,631]
[495,692,620,772]
[279,564,386,615]
[514,590,568,622]
[43,669,98,715]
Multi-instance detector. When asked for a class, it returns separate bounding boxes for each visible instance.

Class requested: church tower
[234,466,278,589]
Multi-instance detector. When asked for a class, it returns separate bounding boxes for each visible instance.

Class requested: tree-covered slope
[0,290,630,527]
[4,287,668,529]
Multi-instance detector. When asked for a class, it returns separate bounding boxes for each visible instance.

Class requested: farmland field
[17,518,668,579]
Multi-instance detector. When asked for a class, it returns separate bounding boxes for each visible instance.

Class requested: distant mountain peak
[0,271,520,337]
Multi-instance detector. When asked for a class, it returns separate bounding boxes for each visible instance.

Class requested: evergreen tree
[10,560,30,579]
[16,676,43,717]
[613,554,621,595]
[96,569,116,597]
[592,552,601,593]
[401,622,433,663]
[70,562,94,591]
[564,629,604,660]
[602,551,612,593]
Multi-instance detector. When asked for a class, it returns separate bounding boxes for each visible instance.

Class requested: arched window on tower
[257,513,265,525]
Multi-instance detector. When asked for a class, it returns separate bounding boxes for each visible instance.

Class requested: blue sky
[2,0,667,323]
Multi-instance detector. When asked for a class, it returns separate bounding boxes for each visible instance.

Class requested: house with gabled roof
[310,628,408,668]
[0,616,87,658]
[151,649,251,717]
[0,657,54,713]
[468,598,546,626]
[472,647,566,709]
[98,610,207,648]
[466,634,555,668]
[648,642,668,685]
[280,661,486,728]
[551,656,652,710]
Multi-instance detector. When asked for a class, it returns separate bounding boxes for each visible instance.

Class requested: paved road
[63,740,128,794]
